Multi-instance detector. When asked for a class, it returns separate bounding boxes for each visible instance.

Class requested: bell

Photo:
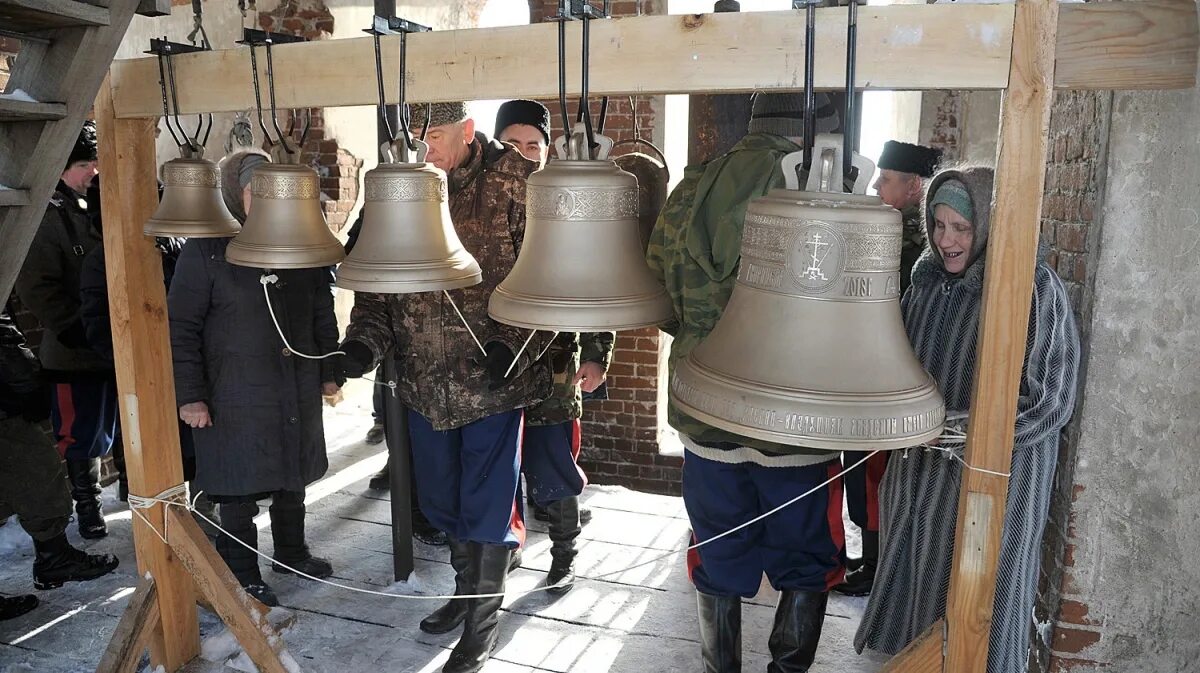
[613,151,669,253]
[225,163,345,269]
[144,157,240,238]
[336,162,481,293]
[488,157,672,331]
[670,190,945,451]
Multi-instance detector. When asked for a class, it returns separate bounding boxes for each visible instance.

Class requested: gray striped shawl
[854,241,1081,672]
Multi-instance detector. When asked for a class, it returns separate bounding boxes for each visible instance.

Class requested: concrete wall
[1045,87,1200,672]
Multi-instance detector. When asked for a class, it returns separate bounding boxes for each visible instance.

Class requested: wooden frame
[93,3,1198,672]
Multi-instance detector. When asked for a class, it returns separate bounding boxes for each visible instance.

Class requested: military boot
[442,543,510,673]
[420,537,473,634]
[216,501,278,607]
[697,591,741,673]
[269,493,333,579]
[65,458,107,539]
[833,531,878,597]
[545,496,580,595]
[767,590,827,673]
[0,595,38,621]
[33,533,119,590]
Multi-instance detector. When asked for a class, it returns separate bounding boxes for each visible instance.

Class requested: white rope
[913,426,1012,478]
[260,274,345,360]
[443,290,488,357]
[503,330,539,379]
[127,484,190,545]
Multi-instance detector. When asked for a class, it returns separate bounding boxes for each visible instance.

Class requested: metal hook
[803,0,817,171]
[843,0,859,179]
[154,50,185,150]
[556,12,571,139]
[372,31,396,146]
[263,40,295,156]
[247,42,272,146]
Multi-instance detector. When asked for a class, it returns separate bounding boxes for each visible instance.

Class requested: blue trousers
[408,409,525,548]
[683,450,846,597]
[523,419,587,508]
[51,379,118,461]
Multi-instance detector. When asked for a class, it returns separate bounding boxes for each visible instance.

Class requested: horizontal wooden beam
[107,2,1197,119]
[0,188,30,207]
[0,98,68,122]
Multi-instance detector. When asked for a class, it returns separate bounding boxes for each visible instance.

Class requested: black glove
[474,342,515,391]
[20,389,51,422]
[57,320,90,349]
[331,340,374,384]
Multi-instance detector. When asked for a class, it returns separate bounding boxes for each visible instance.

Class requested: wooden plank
[95,75,201,671]
[109,4,1017,118]
[0,98,68,122]
[0,0,110,30]
[1056,0,1198,90]
[165,507,292,673]
[881,619,943,673]
[0,188,30,207]
[135,0,169,17]
[96,577,161,673]
[944,0,1058,672]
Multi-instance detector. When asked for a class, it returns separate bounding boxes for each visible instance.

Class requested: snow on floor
[0,89,37,103]
[0,381,887,673]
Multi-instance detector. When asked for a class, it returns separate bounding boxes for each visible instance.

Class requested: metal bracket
[144,38,207,57]
[549,0,609,21]
[237,28,306,46]
[365,15,431,36]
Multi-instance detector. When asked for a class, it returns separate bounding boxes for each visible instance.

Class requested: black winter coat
[0,305,50,422]
[167,238,338,498]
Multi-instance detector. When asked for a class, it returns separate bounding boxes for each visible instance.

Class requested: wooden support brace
[165,507,293,673]
[96,578,161,673]
[881,620,944,673]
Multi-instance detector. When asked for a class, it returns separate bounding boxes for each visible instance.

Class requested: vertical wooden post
[944,0,1058,671]
[95,75,201,670]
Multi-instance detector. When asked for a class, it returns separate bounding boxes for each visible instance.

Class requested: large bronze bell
[336,161,481,293]
[489,131,672,331]
[224,163,345,269]
[670,189,944,451]
[144,156,240,238]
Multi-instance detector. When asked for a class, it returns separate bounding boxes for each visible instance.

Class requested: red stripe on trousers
[865,451,889,531]
[509,411,527,548]
[824,461,847,590]
[54,383,77,458]
[570,418,588,489]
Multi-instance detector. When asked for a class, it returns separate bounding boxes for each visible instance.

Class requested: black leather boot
[33,533,119,590]
[442,543,510,673]
[0,595,38,621]
[216,501,278,607]
[534,504,592,526]
[368,463,389,490]
[767,590,828,673]
[833,531,877,597]
[545,496,580,595]
[697,591,741,673]
[420,537,473,634]
[66,458,107,539]
[112,441,129,502]
[269,493,332,579]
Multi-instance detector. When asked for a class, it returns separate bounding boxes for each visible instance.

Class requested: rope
[912,424,1012,478]
[260,274,345,360]
[502,330,539,379]
[442,290,488,357]
[127,484,190,545]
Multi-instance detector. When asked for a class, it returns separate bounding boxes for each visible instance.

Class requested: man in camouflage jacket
[337,102,550,673]
[646,93,846,673]
[834,139,944,599]
[495,99,615,595]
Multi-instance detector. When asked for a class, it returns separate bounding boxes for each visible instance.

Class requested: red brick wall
[526,0,680,495]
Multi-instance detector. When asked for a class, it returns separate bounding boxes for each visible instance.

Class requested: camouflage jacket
[524,331,615,426]
[646,133,837,459]
[346,135,553,431]
[899,203,925,295]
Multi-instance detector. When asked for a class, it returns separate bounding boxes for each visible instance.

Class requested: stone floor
[0,382,890,673]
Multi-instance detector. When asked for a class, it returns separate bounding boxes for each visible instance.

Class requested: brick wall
[525,0,681,495]
[0,36,19,91]
[258,0,362,234]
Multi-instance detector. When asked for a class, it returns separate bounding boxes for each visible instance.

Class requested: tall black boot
[545,496,580,595]
[65,458,107,539]
[767,590,827,673]
[443,543,510,673]
[368,463,390,490]
[697,591,741,673]
[33,533,119,590]
[216,501,277,607]
[269,492,332,579]
[112,441,129,502]
[833,531,878,597]
[420,537,473,634]
[0,595,38,621]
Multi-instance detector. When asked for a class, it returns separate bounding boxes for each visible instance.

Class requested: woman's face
[932,203,974,275]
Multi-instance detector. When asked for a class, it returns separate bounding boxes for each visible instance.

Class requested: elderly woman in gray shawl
[855,166,1081,672]
[167,150,341,607]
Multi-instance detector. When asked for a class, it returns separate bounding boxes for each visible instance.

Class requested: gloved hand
[330,340,374,384]
[474,341,515,391]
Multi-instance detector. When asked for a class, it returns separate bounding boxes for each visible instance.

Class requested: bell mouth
[488,285,672,332]
[224,240,346,270]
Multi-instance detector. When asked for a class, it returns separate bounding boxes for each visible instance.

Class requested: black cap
[66,120,98,169]
[878,140,942,178]
[494,99,551,144]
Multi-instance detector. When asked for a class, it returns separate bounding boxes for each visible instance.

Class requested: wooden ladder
[0,0,166,302]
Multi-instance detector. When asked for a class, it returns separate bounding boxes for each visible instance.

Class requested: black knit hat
[748,92,840,138]
[878,140,942,178]
[494,99,551,143]
[66,120,98,168]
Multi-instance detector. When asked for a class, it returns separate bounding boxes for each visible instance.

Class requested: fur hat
[494,99,551,143]
[408,102,469,130]
[65,121,98,169]
[878,140,943,178]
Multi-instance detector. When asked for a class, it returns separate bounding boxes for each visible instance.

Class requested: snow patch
[0,89,37,103]
[137,666,167,673]
[199,626,242,663]
[0,516,30,556]
[228,651,258,673]
[384,569,428,595]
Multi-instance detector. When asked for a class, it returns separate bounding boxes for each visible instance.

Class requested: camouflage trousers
[0,416,72,542]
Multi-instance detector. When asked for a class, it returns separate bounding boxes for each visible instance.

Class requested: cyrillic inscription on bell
[671,190,945,451]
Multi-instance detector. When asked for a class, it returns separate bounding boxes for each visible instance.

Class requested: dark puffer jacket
[0,304,50,422]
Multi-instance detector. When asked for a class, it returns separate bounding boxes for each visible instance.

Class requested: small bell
[144,155,240,238]
[224,162,345,269]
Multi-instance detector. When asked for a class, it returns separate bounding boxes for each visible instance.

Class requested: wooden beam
[1055,0,1198,91]
[0,0,111,30]
[95,75,201,671]
[0,98,68,122]
[881,620,944,673]
[166,507,292,673]
[96,577,161,673]
[135,0,170,17]
[944,0,1058,671]
[0,188,30,207]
